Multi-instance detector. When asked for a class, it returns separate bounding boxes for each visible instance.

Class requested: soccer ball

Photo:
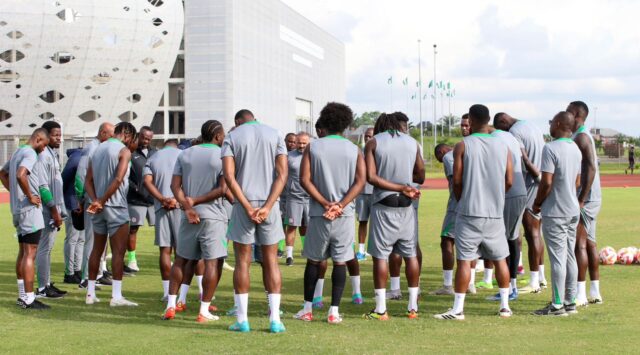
[636,249,640,264]
[626,247,639,263]
[599,246,617,265]
[617,248,635,265]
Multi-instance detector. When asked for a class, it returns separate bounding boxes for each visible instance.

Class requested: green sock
[128,251,137,263]
[278,240,285,252]
[301,236,305,249]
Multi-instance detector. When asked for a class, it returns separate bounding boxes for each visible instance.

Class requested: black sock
[331,265,347,307]
[507,239,520,279]
[303,261,320,303]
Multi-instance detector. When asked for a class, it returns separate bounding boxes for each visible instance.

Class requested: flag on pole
[416,81,421,87]
[439,80,444,88]
[402,77,408,85]
[411,93,417,99]
[428,80,433,88]
[447,82,451,90]
[387,76,393,84]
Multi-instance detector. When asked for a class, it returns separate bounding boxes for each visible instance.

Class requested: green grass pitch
[1,188,638,353]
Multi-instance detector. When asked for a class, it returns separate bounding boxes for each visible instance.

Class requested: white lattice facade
[0,0,184,138]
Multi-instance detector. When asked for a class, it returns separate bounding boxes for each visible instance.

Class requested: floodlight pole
[418,39,424,152]
[433,44,437,147]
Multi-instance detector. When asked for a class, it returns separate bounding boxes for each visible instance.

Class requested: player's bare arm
[255,154,288,221]
[532,172,553,214]
[143,174,173,209]
[97,148,131,207]
[300,145,331,209]
[574,133,596,206]
[413,147,426,185]
[521,148,540,181]
[0,168,10,191]
[452,141,465,201]
[17,166,41,207]
[505,150,514,192]
[189,177,226,206]
[222,156,254,218]
[171,174,199,224]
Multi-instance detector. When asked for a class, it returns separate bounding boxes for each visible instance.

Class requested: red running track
[0,174,638,203]
[421,174,640,190]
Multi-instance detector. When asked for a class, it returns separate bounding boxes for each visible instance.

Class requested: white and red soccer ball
[617,247,636,265]
[599,246,617,265]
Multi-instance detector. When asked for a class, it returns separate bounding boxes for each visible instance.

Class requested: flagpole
[418,39,424,152]
[433,44,437,147]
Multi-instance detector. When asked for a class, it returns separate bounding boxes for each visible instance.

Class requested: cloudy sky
[282,0,640,136]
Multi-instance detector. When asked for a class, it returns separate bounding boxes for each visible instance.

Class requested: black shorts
[18,230,42,245]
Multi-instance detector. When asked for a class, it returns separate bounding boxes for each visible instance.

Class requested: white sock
[351,275,361,296]
[358,243,365,254]
[162,280,169,297]
[196,275,203,296]
[328,305,339,317]
[590,280,601,298]
[25,292,35,305]
[286,246,294,259]
[303,301,313,313]
[167,294,177,309]
[313,279,324,299]
[178,284,190,304]
[510,278,517,292]
[483,268,493,284]
[87,280,96,297]
[476,259,484,269]
[577,281,587,301]
[390,277,400,291]
[268,293,281,322]
[408,287,419,311]
[443,270,453,287]
[17,279,25,300]
[452,293,465,314]
[236,293,248,323]
[200,301,211,315]
[112,280,123,300]
[100,260,107,273]
[38,285,46,292]
[499,287,510,310]
[539,265,546,281]
[518,252,523,267]
[469,268,476,286]
[374,288,386,313]
[530,271,539,287]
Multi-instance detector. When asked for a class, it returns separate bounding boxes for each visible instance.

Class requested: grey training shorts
[454,214,509,261]
[177,218,227,260]
[304,215,355,262]
[367,203,416,259]
[155,208,182,248]
[286,200,309,227]
[356,194,372,222]
[525,182,539,209]
[13,207,45,237]
[227,201,285,246]
[92,206,129,236]
[580,201,601,243]
[504,196,527,241]
[128,204,155,227]
[440,211,456,239]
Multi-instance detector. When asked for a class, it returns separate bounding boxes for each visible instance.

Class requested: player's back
[222,121,286,202]
[509,120,544,183]
[176,144,225,220]
[287,150,309,201]
[308,135,359,216]
[457,133,508,218]
[91,138,128,207]
[493,130,526,198]
[146,146,181,211]
[541,139,582,217]
[372,131,417,204]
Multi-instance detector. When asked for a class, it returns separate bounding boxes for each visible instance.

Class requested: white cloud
[283,0,640,136]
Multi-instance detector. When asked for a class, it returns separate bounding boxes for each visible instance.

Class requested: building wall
[0,0,184,138]
[184,0,345,137]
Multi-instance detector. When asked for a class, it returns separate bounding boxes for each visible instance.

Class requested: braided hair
[373,112,402,135]
[201,120,223,143]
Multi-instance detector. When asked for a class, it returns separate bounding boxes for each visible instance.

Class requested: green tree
[351,111,381,128]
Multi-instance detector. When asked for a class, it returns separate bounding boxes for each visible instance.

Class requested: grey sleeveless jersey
[572,126,601,203]
[308,135,359,217]
[540,138,582,217]
[2,146,45,214]
[91,138,129,207]
[361,147,374,195]
[371,131,418,204]
[456,133,508,218]
[286,150,310,201]
[492,130,526,198]
[509,120,544,186]
[442,150,457,212]
[221,121,287,201]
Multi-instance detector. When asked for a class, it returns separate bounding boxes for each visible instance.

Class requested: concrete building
[151,0,346,138]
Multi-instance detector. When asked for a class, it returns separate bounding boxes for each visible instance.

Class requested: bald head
[550,111,575,139]
[493,112,517,131]
[296,131,310,152]
[98,122,115,142]
[434,143,452,162]
[29,128,50,153]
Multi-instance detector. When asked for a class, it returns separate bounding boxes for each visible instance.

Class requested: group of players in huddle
[2,99,602,332]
